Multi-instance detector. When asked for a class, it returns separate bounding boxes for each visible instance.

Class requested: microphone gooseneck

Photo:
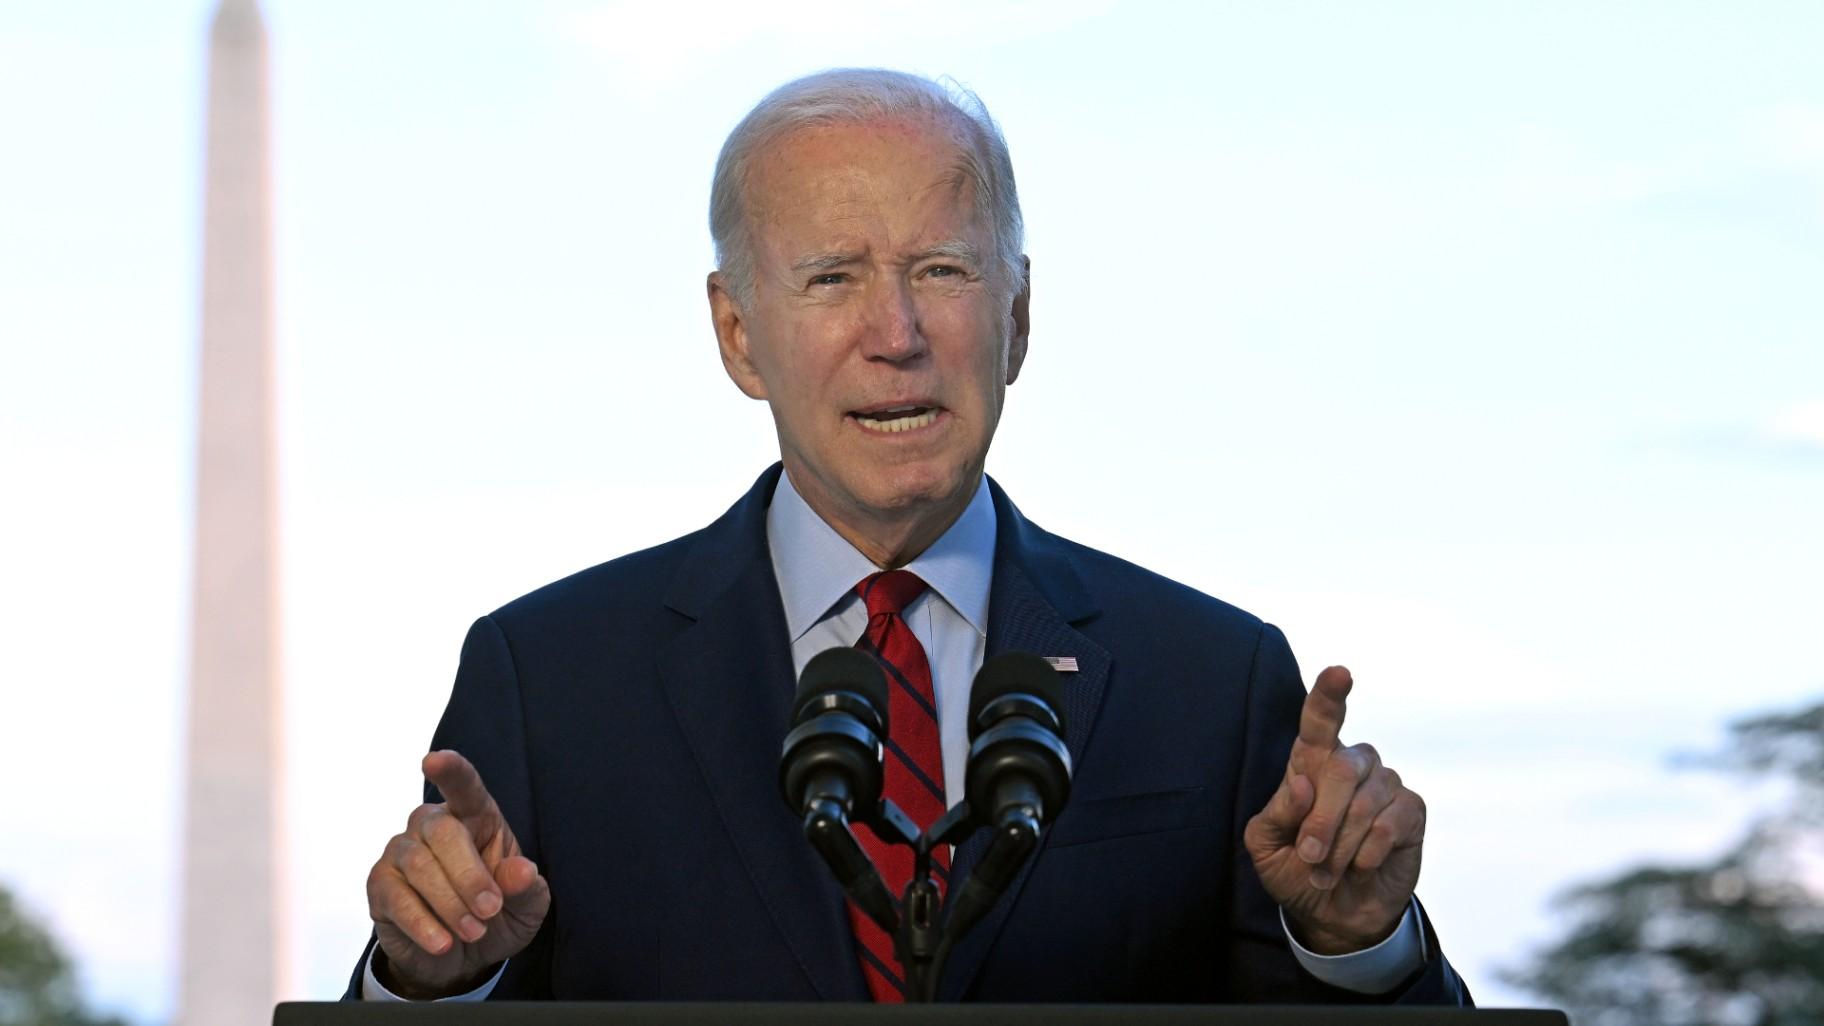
[777,647,898,932]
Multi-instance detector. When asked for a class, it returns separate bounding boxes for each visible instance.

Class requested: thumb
[495,855,549,913]
[1245,773,1314,859]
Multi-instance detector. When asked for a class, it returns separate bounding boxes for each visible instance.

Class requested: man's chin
[787,446,981,519]
[782,454,985,563]
[855,464,977,514]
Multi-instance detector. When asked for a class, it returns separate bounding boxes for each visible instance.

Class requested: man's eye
[926,265,959,278]
[810,273,846,286]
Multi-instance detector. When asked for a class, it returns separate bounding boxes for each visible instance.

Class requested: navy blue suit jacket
[350,465,1469,1004]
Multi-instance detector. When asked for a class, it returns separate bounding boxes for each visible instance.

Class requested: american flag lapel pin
[1043,656,1079,673]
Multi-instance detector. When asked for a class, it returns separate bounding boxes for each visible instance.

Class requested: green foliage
[0,885,127,1026]
[1506,700,1824,1026]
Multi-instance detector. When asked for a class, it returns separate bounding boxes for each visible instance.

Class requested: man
[351,68,1469,1005]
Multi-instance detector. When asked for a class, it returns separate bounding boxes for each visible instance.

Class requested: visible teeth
[855,409,938,433]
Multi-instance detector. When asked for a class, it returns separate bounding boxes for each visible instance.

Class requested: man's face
[712,116,1029,539]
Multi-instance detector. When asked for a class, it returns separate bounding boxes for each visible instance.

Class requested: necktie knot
[857,569,927,620]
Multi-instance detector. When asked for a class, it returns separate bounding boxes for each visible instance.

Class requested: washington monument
[177,0,284,1022]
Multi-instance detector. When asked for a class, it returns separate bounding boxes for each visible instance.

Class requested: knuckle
[455,864,493,894]
[386,890,420,927]
[390,883,425,919]
[401,842,438,878]
[426,812,469,847]
[404,906,444,944]
[366,859,393,892]
[415,805,449,836]
[408,916,444,948]
[1322,760,1359,787]
[428,893,466,924]
[1384,767,1403,793]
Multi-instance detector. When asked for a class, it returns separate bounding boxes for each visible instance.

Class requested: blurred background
[1,1,1820,1022]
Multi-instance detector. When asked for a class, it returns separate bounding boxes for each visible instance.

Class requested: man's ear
[708,271,768,400]
[1005,255,1031,385]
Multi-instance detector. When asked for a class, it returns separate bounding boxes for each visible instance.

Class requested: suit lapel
[939,480,1111,1001]
[655,466,863,1000]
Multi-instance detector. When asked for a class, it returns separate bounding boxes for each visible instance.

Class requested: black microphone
[779,647,890,819]
[946,652,1072,942]
[778,647,898,931]
[965,651,1071,830]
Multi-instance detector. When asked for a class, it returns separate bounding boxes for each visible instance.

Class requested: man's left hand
[1243,665,1426,955]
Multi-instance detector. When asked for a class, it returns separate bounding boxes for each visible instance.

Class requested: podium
[276,1004,1567,1025]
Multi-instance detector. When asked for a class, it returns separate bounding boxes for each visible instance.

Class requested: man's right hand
[365,750,551,998]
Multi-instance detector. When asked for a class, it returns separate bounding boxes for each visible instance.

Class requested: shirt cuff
[1280,899,1426,995]
[360,946,506,1002]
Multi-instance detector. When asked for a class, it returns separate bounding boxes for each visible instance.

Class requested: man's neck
[780,465,980,570]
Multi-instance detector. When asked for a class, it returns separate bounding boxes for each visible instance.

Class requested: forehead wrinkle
[749,154,867,228]
[897,163,975,215]
[749,124,988,278]
[765,204,869,275]
[869,170,984,262]
[896,165,988,255]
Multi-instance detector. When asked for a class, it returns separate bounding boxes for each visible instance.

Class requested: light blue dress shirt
[364,470,1423,1000]
[767,467,994,809]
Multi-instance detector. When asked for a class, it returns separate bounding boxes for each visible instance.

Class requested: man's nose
[858,276,927,363]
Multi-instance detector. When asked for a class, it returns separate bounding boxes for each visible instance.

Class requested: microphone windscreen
[795,646,890,721]
[968,652,1066,737]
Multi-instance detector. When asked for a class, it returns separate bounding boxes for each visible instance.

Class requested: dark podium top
[277,1004,1566,1025]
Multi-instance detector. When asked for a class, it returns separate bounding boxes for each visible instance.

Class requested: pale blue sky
[1,1,1820,1019]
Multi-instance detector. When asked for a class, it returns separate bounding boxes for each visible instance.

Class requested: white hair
[709,68,1025,307]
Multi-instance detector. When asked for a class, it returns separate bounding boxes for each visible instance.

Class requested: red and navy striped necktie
[848,569,948,1002]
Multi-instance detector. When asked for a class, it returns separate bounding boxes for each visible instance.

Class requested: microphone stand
[803,794,1021,1003]
[798,785,901,935]
[893,796,1042,1003]
[898,802,969,1003]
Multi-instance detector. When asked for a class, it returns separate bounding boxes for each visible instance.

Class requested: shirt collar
[766,469,996,642]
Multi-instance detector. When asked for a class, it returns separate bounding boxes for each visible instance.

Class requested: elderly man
[350,68,1469,1005]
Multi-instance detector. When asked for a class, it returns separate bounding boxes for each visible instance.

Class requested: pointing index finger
[423,750,498,822]
[1297,665,1354,755]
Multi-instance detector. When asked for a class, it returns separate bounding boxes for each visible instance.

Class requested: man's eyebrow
[911,241,982,264]
[789,242,982,274]
[790,252,863,273]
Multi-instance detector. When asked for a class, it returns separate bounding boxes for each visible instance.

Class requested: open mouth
[850,405,940,434]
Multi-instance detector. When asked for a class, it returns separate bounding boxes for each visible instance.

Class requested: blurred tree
[1506,701,1824,1026]
[0,884,127,1026]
